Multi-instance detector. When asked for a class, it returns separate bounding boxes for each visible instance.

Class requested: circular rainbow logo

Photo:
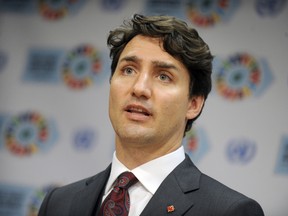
[215,53,262,100]
[38,0,86,21]
[182,127,209,163]
[3,111,57,156]
[62,44,102,89]
[186,0,239,27]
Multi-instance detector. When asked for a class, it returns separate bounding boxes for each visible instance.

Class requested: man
[39,14,264,216]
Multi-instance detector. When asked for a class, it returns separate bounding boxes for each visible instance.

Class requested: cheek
[160,91,189,116]
[109,81,122,102]
[109,85,119,114]
[109,81,127,113]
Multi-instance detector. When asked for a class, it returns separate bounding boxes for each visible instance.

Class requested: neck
[115,138,182,170]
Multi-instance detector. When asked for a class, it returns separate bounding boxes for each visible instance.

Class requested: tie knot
[115,172,138,189]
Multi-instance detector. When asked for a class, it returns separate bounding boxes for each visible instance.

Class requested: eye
[158,73,171,82]
[123,67,134,75]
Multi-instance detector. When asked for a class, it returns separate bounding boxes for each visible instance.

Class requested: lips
[125,104,152,116]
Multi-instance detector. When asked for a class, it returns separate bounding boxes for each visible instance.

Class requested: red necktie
[98,172,138,216]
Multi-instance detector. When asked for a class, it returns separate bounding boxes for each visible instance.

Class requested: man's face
[109,35,203,150]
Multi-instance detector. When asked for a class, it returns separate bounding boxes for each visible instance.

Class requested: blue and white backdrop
[0,0,287,215]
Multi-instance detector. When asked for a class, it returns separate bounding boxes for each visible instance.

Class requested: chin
[118,128,154,143]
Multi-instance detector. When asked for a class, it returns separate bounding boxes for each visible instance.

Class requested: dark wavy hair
[107,14,213,134]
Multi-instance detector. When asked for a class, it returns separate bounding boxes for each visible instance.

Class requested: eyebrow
[119,55,179,71]
[152,60,178,71]
[119,55,140,63]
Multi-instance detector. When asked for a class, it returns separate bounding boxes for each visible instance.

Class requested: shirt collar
[104,146,185,195]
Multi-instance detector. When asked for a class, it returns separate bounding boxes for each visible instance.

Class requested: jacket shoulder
[193,173,264,215]
[38,167,111,216]
[173,156,264,215]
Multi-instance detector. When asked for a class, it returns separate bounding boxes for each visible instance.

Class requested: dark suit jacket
[39,155,264,216]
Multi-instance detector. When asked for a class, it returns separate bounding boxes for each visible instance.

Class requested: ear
[186,96,205,120]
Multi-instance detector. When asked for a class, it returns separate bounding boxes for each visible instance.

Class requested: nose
[132,72,152,99]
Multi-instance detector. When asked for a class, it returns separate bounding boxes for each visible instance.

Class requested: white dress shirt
[101,146,185,216]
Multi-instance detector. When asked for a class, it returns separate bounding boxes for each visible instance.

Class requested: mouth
[125,105,152,117]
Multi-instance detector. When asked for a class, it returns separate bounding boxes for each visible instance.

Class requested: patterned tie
[98,172,138,216]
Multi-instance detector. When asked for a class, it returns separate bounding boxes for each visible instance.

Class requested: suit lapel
[69,165,111,216]
[140,155,201,216]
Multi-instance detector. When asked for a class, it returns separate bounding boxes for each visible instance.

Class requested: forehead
[119,35,185,68]
[123,35,163,53]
